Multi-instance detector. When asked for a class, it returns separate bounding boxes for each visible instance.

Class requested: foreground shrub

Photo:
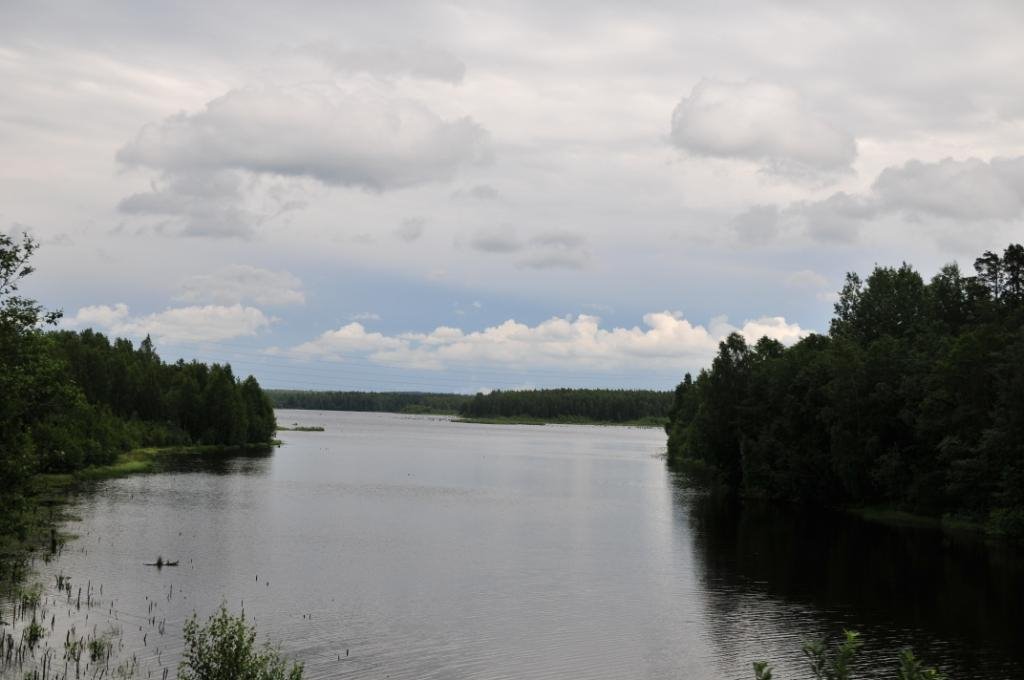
[753,630,944,680]
[177,605,303,680]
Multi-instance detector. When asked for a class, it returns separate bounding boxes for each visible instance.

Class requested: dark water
[3,410,1022,679]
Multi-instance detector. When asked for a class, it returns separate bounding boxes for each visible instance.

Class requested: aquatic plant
[89,634,112,662]
[753,631,944,680]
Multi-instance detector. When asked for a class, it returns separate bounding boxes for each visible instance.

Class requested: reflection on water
[680,477,1024,678]
[1,411,1021,679]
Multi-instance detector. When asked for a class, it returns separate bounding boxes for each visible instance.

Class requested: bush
[177,605,303,680]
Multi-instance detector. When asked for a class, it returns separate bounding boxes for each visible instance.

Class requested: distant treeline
[268,390,471,414]
[1,233,276,534]
[460,388,672,423]
[269,388,673,423]
[666,244,1024,535]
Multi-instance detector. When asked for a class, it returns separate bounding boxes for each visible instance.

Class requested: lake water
[3,410,1022,679]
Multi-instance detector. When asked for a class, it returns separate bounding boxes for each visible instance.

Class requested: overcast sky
[4,1,1024,391]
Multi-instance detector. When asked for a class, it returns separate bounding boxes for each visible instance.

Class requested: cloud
[176,265,305,306]
[732,205,781,244]
[67,302,130,329]
[118,83,491,191]
[393,217,426,242]
[785,269,829,290]
[670,79,857,176]
[467,227,590,269]
[743,155,1024,244]
[350,312,381,321]
[452,184,501,201]
[66,303,273,342]
[468,225,523,253]
[117,169,302,238]
[872,156,1024,221]
[299,43,466,84]
[282,311,810,371]
[116,82,491,237]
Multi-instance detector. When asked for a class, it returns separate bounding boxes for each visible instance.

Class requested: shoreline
[2,442,277,574]
[453,415,667,428]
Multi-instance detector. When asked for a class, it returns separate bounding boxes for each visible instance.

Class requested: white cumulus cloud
[65,303,273,343]
[281,311,811,372]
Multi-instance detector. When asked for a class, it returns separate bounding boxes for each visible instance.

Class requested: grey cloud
[530,230,585,249]
[739,155,1024,245]
[117,83,491,192]
[872,157,1024,221]
[517,252,589,270]
[798,192,876,243]
[394,218,426,242]
[176,265,305,306]
[117,171,260,239]
[469,226,523,253]
[300,43,466,84]
[452,184,501,201]
[671,79,857,176]
[469,226,589,269]
[732,205,780,245]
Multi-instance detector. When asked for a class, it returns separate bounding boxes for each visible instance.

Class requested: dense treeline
[460,388,672,423]
[1,234,276,534]
[268,390,471,414]
[666,244,1024,535]
[270,388,673,424]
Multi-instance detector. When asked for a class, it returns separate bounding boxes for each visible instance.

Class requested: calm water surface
[4,410,1023,679]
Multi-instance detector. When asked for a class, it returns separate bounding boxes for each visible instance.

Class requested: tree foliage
[666,244,1024,535]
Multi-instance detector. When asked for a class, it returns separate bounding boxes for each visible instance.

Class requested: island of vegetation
[268,387,672,426]
[0,233,277,544]
[665,243,1024,536]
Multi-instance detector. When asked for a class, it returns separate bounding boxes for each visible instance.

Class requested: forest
[0,233,276,535]
[665,244,1024,535]
[459,388,672,424]
[269,388,673,424]
[267,389,471,414]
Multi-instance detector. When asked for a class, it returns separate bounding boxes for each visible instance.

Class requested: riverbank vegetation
[666,244,1024,536]
[0,233,277,542]
[267,389,470,414]
[459,388,671,424]
[270,387,672,425]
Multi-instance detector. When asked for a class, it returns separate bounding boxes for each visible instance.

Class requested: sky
[4,0,1024,392]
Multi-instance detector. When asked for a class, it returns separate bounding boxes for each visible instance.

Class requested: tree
[973,250,1003,300]
[0,233,66,531]
[1002,243,1024,305]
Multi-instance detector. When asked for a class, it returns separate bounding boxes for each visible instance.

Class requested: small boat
[144,556,180,568]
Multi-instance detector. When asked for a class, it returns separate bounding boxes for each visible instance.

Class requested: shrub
[177,605,303,680]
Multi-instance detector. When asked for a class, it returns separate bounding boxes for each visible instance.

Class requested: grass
[454,415,668,427]
[35,443,274,485]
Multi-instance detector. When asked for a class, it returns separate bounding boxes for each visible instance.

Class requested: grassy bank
[454,415,668,427]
